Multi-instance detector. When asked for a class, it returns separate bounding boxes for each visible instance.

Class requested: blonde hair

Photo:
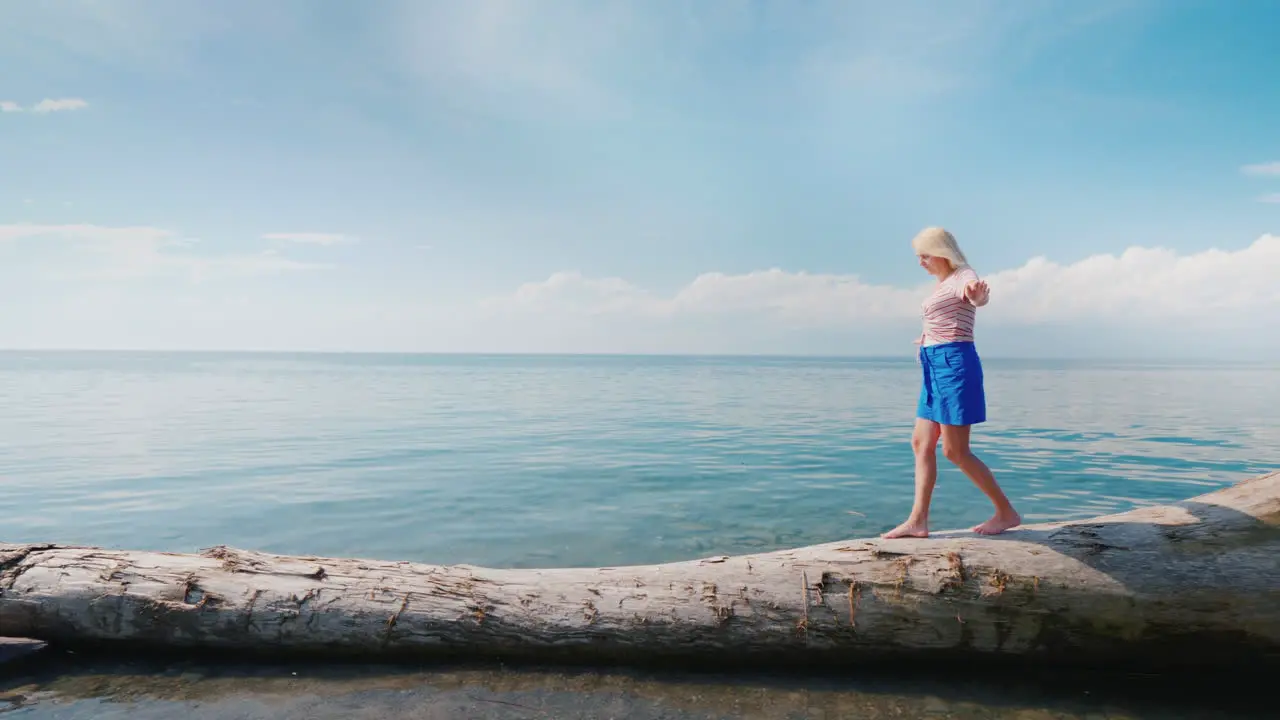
[911,227,969,270]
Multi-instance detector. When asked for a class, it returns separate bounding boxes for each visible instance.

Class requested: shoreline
[3,650,1275,719]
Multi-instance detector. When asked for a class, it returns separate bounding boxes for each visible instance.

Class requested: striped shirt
[920,267,979,346]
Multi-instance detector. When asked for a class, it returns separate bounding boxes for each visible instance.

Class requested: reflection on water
[0,352,1277,569]
[1,652,1273,719]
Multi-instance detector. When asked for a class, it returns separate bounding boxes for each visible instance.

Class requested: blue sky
[2,0,1278,356]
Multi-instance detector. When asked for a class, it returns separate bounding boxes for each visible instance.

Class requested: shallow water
[2,351,1278,568]
[1,654,1273,719]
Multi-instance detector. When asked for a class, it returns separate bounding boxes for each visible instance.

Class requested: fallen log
[3,471,1278,670]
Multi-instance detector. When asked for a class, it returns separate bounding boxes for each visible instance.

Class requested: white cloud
[31,97,89,113]
[980,237,1280,323]
[1241,161,1280,177]
[491,271,660,316]
[0,98,89,114]
[0,223,326,280]
[480,235,1280,352]
[262,232,355,246]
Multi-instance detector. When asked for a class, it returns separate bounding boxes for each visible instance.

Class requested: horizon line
[0,347,1273,366]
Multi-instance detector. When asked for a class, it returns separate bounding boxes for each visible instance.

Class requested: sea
[3,350,1277,568]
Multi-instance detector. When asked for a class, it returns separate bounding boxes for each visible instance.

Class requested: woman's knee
[940,425,973,464]
[941,441,969,464]
[911,428,939,456]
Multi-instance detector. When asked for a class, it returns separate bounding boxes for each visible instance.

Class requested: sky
[1,0,1278,358]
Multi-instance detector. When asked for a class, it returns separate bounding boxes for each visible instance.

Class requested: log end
[0,637,47,665]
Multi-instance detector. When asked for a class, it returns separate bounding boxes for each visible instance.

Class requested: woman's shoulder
[951,266,979,285]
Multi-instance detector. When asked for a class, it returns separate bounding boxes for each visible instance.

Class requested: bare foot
[972,511,1021,535]
[881,520,929,539]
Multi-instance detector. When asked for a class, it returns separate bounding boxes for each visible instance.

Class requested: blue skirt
[917,341,986,426]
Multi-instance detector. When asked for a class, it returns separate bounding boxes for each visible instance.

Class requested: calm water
[4,655,1274,719]
[1,351,1277,568]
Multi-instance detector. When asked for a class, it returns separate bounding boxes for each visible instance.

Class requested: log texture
[3,471,1278,669]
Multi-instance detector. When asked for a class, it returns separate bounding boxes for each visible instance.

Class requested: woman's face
[917,253,950,277]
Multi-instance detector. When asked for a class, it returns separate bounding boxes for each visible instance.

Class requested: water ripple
[0,352,1276,568]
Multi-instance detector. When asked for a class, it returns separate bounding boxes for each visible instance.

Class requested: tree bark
[3,471,1278,669]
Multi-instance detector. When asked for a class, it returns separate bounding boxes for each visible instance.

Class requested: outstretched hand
[964,279,990,306]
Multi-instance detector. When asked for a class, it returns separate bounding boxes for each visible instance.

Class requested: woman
[882,227,1021,538]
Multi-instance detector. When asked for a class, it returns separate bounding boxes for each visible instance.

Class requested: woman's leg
[939,424,1020,534]
[882,418,942,538]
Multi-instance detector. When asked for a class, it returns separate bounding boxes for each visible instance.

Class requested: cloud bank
[1,225,1277,358]
[489,235,1279,324]
[475,235,1280,356]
